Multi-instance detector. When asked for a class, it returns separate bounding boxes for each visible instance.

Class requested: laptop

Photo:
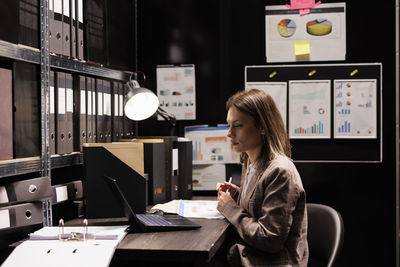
[104,175,201,232]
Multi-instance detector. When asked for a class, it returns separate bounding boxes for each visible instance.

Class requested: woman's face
[226,106,264,162]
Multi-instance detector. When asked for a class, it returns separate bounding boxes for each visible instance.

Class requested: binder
[91,77,98,142]
[74,75,87,152]
[71,0,77,58]
[19,0,39,48]
[118,82,125,139]
[77,0,84,59]
[96,79,105,143]
[53,0,63,55]
[65,73,74,153]
[49,71,56,155]
[176,139,193,200]
[84,0,105,64]
[0,177,53,205]
[122,83,134,138]
[0,0,19,45]
[0,68,13,160]
[49,0,56,54]
[0,203,43,230]
[83,142,147,218]
[86,77,94,143]
[13,62,40,158]
[51,180,83,204]
[112,82,119,141]
[62,0,71,57]
[56,72,67,154]
[103,80,112,142]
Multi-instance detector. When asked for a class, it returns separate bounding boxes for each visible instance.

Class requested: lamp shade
[124,80,159,121]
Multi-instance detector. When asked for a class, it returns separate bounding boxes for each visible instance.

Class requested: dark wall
[137,1,397,266]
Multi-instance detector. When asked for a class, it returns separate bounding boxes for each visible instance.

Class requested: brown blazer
[218,155,308,267]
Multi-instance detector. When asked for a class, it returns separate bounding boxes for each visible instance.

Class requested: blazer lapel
[241,166,263,209]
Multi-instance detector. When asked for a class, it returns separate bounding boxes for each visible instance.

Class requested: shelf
[0,40,130,81]
[0,153,83,178]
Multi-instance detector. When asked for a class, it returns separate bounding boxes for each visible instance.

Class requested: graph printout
[334,79,377,138]
[245,82,287,129]
[184,125,240,164]
[289,80,331,139]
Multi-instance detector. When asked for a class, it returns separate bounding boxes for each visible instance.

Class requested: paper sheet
[152,200,224,219]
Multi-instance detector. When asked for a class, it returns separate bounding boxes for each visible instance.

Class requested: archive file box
[0,202,43,230]
[83,142,147,219]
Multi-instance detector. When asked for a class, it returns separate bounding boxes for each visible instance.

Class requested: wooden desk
[112,217,230,266]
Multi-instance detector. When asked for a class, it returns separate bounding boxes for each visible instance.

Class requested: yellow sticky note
[294,41,310,56]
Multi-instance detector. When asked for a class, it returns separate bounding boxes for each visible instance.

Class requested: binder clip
[58,218,95,241]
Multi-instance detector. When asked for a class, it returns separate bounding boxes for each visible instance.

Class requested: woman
[216,89,308,267]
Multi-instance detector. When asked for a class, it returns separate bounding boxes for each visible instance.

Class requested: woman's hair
[226,89,291,168]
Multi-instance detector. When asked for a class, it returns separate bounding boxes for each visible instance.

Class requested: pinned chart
[334,79,377,138]
[288,80,331,139]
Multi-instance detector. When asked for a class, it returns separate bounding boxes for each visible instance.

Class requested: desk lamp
[124,73,176,134]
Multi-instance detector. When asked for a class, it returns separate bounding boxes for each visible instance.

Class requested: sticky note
[294,41,310,56]
[287,0,320,10]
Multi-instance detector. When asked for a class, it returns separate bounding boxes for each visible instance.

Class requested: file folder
[0,177,53,205]
[83,142,146,218]
[118,82,124,139]
[53,0,63,55]
[77,0,84,59]
[49,71,56,155]
[103,80,112,142]
[51,180,83,204]
[0,202,43,230]
[62,0,71,57]
[49,0,56,54]
[96,79,105,143]
[13,62,40,158]
[91,78,98,142]
[122,83,134,138]
[56,72,67,154]
[65,73,74,153]
[0,68,13,160]
[176,139,193,200]
[19,0,39,48]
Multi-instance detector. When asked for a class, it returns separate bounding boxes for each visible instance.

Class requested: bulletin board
[245,63,382,162]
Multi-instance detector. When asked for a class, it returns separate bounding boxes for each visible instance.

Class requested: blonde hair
[226,89,291,168]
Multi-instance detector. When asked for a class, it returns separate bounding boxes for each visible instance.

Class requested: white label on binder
[63,0,69,17]
[80,90,86,115]
[78,0,83,23]
[104,93,111,116]
[56,186,68,202]
[119,95,123,116]
[98,92,103,116]
[58,87,66,114]
[114,94,119,115]
[173,148,179,172]
[66,88,73,112]
[88,91,92,115]
[0,186,9,203]
[50,86,55,114]
[54,0,62,14]
[0,209,10,229]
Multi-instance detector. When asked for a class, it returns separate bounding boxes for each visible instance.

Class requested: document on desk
[2,225,129,267]
[152,200,224,219]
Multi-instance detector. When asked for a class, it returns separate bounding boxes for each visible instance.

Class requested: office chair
[307,203,344,267]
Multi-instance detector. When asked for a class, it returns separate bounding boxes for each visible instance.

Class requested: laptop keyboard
[137,214,173,226]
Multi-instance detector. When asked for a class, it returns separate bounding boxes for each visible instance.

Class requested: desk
[67,217,231,266]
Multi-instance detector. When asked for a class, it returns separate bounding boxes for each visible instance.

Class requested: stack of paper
[152,200,224,219]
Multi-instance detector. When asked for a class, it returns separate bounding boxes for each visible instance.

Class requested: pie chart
[306,19,332,36]
[277,19,296,38]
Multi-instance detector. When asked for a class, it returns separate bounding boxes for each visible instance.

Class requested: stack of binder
[0,177,53,232]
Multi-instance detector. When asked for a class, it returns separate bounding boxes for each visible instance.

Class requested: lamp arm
[156,107,176,127]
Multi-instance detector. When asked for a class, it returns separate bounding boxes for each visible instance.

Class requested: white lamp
[124,73,176,126]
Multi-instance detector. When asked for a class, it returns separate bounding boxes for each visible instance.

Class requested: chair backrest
[307,203,344,267]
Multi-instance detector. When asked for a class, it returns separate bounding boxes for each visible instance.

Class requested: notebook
[104,175,201,232]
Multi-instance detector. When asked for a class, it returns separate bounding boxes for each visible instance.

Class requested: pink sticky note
[299,8,311,15]
[286,0,321,10]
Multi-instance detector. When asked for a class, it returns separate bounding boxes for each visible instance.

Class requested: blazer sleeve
[219,161,302,253]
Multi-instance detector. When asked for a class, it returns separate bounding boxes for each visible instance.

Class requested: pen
[225,177,232,193]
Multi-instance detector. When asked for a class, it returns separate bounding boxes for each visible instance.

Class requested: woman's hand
[217,190,233,211]
[216,181,239,196]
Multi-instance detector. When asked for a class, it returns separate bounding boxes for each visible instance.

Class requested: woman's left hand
[217,190,233,211]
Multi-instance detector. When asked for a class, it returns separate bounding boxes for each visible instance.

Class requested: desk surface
[115,217,230,263]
